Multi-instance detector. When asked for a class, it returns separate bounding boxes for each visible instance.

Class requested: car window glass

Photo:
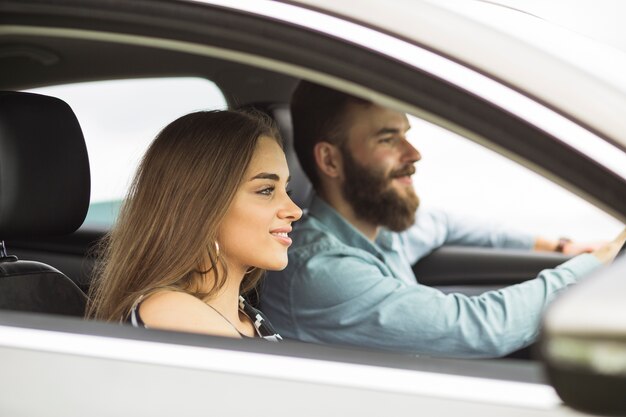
[26,78,227,227]
[407,115,623,241]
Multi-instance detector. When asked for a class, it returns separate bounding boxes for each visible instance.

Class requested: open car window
[25,79,623,239]
[27,78,227,227]
[407,115,623,241]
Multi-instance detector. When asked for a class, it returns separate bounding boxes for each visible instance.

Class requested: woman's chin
[262,258,289,271]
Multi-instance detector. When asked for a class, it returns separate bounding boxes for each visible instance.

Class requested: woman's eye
[379,137,394,144]
[258,186,275,196]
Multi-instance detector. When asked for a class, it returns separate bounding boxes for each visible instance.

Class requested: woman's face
[218,136,302,274]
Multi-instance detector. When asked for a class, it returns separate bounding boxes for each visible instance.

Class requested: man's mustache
[389,165,416,179]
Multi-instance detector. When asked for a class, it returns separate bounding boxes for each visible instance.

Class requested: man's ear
[313,141,343,179]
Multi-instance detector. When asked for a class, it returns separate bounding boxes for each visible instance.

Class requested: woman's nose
[279,194,303,221]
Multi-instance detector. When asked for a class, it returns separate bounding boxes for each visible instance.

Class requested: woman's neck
[198,260,247,325]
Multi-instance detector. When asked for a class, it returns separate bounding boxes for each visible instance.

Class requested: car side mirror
[541,256,626,416]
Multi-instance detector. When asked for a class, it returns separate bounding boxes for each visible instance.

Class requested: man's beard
[341,148,419,232]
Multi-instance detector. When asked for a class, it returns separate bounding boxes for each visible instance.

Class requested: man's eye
[258,186,275,196]
[379,137,394,144]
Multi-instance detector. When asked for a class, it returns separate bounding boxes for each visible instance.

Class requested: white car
[0,1,625,416]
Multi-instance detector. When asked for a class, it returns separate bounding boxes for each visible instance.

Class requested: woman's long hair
[86,110,280,321]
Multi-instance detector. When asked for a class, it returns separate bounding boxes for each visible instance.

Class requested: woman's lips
[270,228,293,246]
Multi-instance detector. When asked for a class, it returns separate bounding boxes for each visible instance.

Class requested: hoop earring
[214,241,220,260]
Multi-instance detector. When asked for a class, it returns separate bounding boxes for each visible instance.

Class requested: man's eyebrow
[375,126,411,136]
[249,173,292,182]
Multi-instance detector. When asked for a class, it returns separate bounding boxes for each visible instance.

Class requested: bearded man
[260,81,624,358]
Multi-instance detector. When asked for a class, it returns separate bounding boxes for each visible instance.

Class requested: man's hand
[591,228,626,265]
[561,240,604,256]
[534,237,603,255]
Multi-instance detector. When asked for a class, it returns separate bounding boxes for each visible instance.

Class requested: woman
[86,110,302,340]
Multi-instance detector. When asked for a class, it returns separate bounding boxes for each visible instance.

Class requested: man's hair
[291,81,370,189]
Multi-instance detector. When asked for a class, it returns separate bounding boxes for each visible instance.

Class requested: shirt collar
[308,194,395,256]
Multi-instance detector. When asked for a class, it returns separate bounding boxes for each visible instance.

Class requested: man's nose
[401,138,421,163]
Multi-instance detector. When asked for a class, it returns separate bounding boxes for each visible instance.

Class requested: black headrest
[0,91,90,239]
[238,102,312,209]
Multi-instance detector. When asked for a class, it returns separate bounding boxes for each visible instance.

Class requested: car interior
[0,4,611,362]
[0,91,88,316]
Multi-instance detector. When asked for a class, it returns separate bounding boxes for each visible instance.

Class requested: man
[261,81,625,357]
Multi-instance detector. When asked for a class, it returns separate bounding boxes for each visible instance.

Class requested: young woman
[86,110,302,340]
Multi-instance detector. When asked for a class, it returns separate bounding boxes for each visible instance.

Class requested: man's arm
[402,209,600,263]
[400,209,534,263]
[287,250,601,358]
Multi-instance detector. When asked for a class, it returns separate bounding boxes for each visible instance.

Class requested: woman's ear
[313,141,343,180]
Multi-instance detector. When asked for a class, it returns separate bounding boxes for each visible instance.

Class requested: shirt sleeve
[400,209,535,263]
[290,250,601,358]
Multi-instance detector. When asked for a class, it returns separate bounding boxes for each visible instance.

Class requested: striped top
[128,294,282,342]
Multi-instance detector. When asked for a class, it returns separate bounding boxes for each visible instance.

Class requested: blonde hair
[86,110,280,321]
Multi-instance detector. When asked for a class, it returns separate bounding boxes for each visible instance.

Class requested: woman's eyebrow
[249,173,292,182]
[250,172,279,181]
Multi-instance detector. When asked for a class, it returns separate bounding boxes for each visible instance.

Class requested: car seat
[0,91,90,316]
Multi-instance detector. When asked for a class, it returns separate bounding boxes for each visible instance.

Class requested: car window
[407,115,623,241]
[26,77,227,227]
[24,76,621,239]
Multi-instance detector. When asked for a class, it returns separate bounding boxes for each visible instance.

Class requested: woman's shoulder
[138,290,241,337]
[141,290,202,307]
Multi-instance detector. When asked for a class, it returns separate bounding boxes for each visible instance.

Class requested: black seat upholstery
[238,102,313,209]
[0,91,90,316]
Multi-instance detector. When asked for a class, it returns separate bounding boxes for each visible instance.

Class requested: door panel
[413,246,570,292]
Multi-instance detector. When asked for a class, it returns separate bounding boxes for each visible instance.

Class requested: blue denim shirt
[261,195,602,357]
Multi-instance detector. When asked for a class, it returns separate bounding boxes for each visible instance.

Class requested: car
[0,0,625,416]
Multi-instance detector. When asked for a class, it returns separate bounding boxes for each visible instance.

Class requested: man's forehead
[344,102,410,133]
